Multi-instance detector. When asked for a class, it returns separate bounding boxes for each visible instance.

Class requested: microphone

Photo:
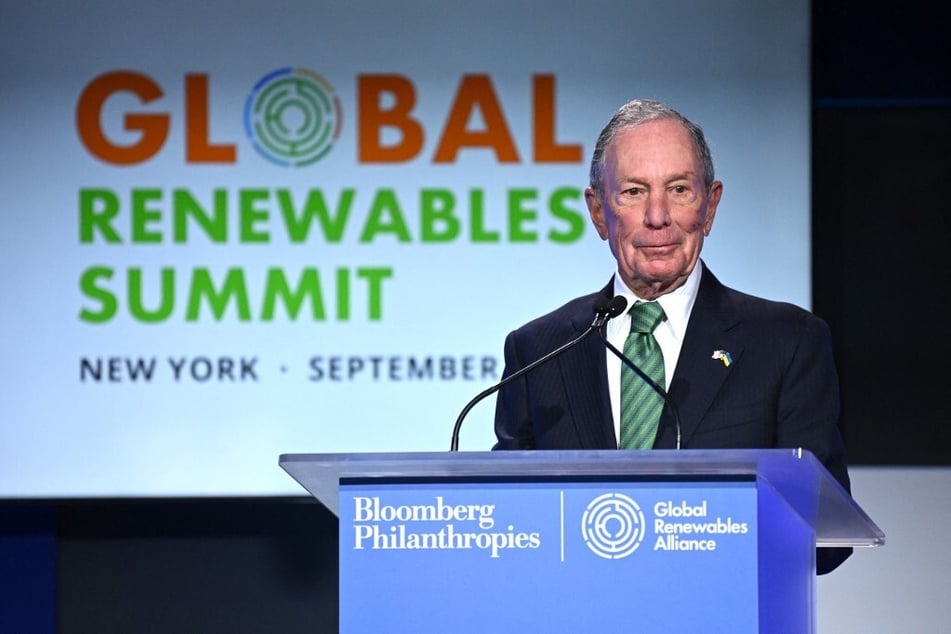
[449,295,627,451]
[595,306,683,449]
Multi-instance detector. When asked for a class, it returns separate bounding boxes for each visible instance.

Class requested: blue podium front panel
[339,478,761,633]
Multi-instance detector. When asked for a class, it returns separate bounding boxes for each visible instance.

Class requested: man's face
[585,118,722,300]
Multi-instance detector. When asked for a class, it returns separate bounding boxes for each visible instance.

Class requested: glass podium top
[280,448,885,547]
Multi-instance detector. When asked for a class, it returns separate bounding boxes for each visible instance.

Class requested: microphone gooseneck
[449,296,625,451]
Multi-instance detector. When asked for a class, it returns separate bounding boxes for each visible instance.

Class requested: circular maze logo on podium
[244,67,342,167]
[581,493,646,559]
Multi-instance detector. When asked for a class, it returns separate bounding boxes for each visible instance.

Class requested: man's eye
[667,185,698,204]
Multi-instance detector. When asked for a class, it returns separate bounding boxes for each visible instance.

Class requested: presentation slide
[0,1,810,496]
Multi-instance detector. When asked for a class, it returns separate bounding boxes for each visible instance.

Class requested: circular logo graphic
[581,493,646,559]
[244,67,342,167]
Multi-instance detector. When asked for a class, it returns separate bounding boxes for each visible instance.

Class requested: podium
[280,449,883,633]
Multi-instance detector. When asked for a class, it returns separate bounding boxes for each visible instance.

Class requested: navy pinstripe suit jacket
[493,263,851,573]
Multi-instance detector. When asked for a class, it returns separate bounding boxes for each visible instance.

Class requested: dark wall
[56,499,339,633]
[3,3,950,633]
[812,2,951,464]
[812,3,951,105]
[813,108,951,464]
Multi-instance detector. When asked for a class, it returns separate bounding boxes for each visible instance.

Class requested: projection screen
[0,0,810,496]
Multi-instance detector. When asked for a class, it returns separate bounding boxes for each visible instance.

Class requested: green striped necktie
[619,301,667,450]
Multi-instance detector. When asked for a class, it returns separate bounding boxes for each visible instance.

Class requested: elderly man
[493,99,850,573]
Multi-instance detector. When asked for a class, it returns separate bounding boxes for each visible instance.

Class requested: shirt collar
[610,260,703,339]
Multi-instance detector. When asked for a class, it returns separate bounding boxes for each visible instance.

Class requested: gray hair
[588,99,715,194]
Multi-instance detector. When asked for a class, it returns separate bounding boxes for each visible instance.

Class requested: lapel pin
[712,350,733,367]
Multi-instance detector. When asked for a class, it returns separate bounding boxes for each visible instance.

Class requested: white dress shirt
[604,262,703,446]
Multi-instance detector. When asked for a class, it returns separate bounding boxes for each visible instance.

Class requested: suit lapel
[559,284,616,449]
[667,266,744,447]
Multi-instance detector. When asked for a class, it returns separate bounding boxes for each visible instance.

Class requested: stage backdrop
[0,1,810,497]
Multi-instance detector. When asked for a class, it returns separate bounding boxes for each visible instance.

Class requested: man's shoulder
[701,267,828,333]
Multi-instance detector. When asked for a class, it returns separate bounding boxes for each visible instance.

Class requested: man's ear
[585,187,609,240]
[702,181,723,237]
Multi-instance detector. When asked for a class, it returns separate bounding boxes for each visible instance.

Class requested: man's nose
[643,194,670,228]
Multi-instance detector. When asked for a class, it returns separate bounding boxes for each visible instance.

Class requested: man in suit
[493,99,850,573]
